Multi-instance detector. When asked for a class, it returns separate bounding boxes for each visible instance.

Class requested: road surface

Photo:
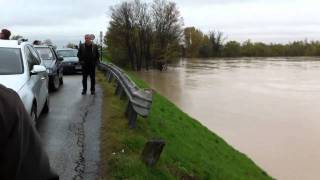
[36,75,102,180]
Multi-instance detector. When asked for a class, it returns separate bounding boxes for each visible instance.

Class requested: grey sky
[1,0,320,47]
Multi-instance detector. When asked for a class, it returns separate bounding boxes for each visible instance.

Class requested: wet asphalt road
[36,75,102,180]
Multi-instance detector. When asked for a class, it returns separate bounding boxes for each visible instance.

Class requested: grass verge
[97,70,273,180]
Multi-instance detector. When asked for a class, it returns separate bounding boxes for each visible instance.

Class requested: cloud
[1,0,320,46]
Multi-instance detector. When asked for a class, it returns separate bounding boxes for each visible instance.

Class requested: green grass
[98,71,273,180]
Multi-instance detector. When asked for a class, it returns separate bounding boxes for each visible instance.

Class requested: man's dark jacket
[0,85,58,180]
[77,43,100,66]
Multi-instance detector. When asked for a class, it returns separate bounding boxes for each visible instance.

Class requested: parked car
[0,40,49,125]
[34,45,64,91]
[56,48,81,74]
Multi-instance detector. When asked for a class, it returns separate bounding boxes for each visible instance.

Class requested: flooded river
[136,57,320,180]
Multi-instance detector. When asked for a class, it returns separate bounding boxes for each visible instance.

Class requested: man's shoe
[91,91,95,95]
[82,91,86,95]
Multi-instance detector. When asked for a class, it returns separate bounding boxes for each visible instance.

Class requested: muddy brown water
[136,57,320,180]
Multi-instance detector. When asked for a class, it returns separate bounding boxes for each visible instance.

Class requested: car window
[35,47,55,60]
[0,48,23,75]
[50,49,58,60]
[57,50,78,57]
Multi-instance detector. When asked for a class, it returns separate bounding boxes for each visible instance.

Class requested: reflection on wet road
[137,57,320,180]
[36,75,102,180]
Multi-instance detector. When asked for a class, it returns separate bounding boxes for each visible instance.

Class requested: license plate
[75,65,82,70]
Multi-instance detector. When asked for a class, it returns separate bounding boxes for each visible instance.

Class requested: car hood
[0,74,26,93]
[43,60,55,69]
[63,57,79,63]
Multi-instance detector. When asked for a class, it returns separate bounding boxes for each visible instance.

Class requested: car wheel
[52,75,60,91]
[42,97,50,114]
[31,104,37,126]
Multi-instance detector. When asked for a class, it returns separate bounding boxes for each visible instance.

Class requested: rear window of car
[57,50,78,57]
[35,47,55,60]
[0,48,23,75]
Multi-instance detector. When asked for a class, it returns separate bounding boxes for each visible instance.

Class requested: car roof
[0,40,31,48]
[0,40,21,48]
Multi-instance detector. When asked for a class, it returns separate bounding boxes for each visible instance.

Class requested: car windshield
[0,48,23,75]
[35,47,55,60]
[57,50,77,57]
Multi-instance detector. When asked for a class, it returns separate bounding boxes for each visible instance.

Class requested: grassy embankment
[97,68,273,180]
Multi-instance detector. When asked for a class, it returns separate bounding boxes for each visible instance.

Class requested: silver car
[0,40,50,125]
[56,48,81,73]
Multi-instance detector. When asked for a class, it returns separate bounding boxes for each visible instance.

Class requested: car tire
[31,104,37,126]
[42,97,50,114]
[51,75,60,91]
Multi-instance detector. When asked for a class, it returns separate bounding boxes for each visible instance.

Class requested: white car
[0,40,49,125]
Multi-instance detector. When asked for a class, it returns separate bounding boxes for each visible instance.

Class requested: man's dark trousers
[82,64,96,93]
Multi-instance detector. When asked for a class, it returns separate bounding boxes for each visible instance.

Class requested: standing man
[0,29,11,40]
[77,34,100,95]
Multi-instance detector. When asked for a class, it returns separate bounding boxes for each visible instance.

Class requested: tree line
[183,26,320,58]
[105,0,320,71]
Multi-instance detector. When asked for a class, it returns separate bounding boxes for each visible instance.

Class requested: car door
[27,45,48,114]
[24,46,41,113]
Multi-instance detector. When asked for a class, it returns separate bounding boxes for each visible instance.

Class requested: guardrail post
[117,86,122,97]
[129,109,137,129]
[125,102,132,118]
[120,89,126,100]
[125,102,137,128]
[115,82,121,95]
[108,72,113,82]
[117,86,123,97]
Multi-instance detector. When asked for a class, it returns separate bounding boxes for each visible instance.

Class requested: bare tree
[133,0,153,70]
[110,2,136,69]
[151,0,183,65]
[106,0,183,71]
[209,31,225,56]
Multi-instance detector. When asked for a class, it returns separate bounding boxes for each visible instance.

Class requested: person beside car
[77,34,100,95]
[0,84,59,180]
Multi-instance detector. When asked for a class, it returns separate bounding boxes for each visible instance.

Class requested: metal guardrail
[98,62,153,128]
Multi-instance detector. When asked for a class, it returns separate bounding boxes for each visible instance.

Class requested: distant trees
[105,0,183,71]
[223,41,241,57]
[208,31,225,57]
[66,43,77,49]
[183,27,226,58]
[184,27,204,57]
[182,27,320,58]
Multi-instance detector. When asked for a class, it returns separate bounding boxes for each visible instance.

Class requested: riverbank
[97,70,273,179]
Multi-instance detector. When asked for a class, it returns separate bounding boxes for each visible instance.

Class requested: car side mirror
[31,65,46,75]
[58,56,64,61]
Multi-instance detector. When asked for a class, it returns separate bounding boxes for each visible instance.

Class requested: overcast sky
[1,0,320,47]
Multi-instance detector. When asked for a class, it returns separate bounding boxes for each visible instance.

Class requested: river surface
[136,57,320,180]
